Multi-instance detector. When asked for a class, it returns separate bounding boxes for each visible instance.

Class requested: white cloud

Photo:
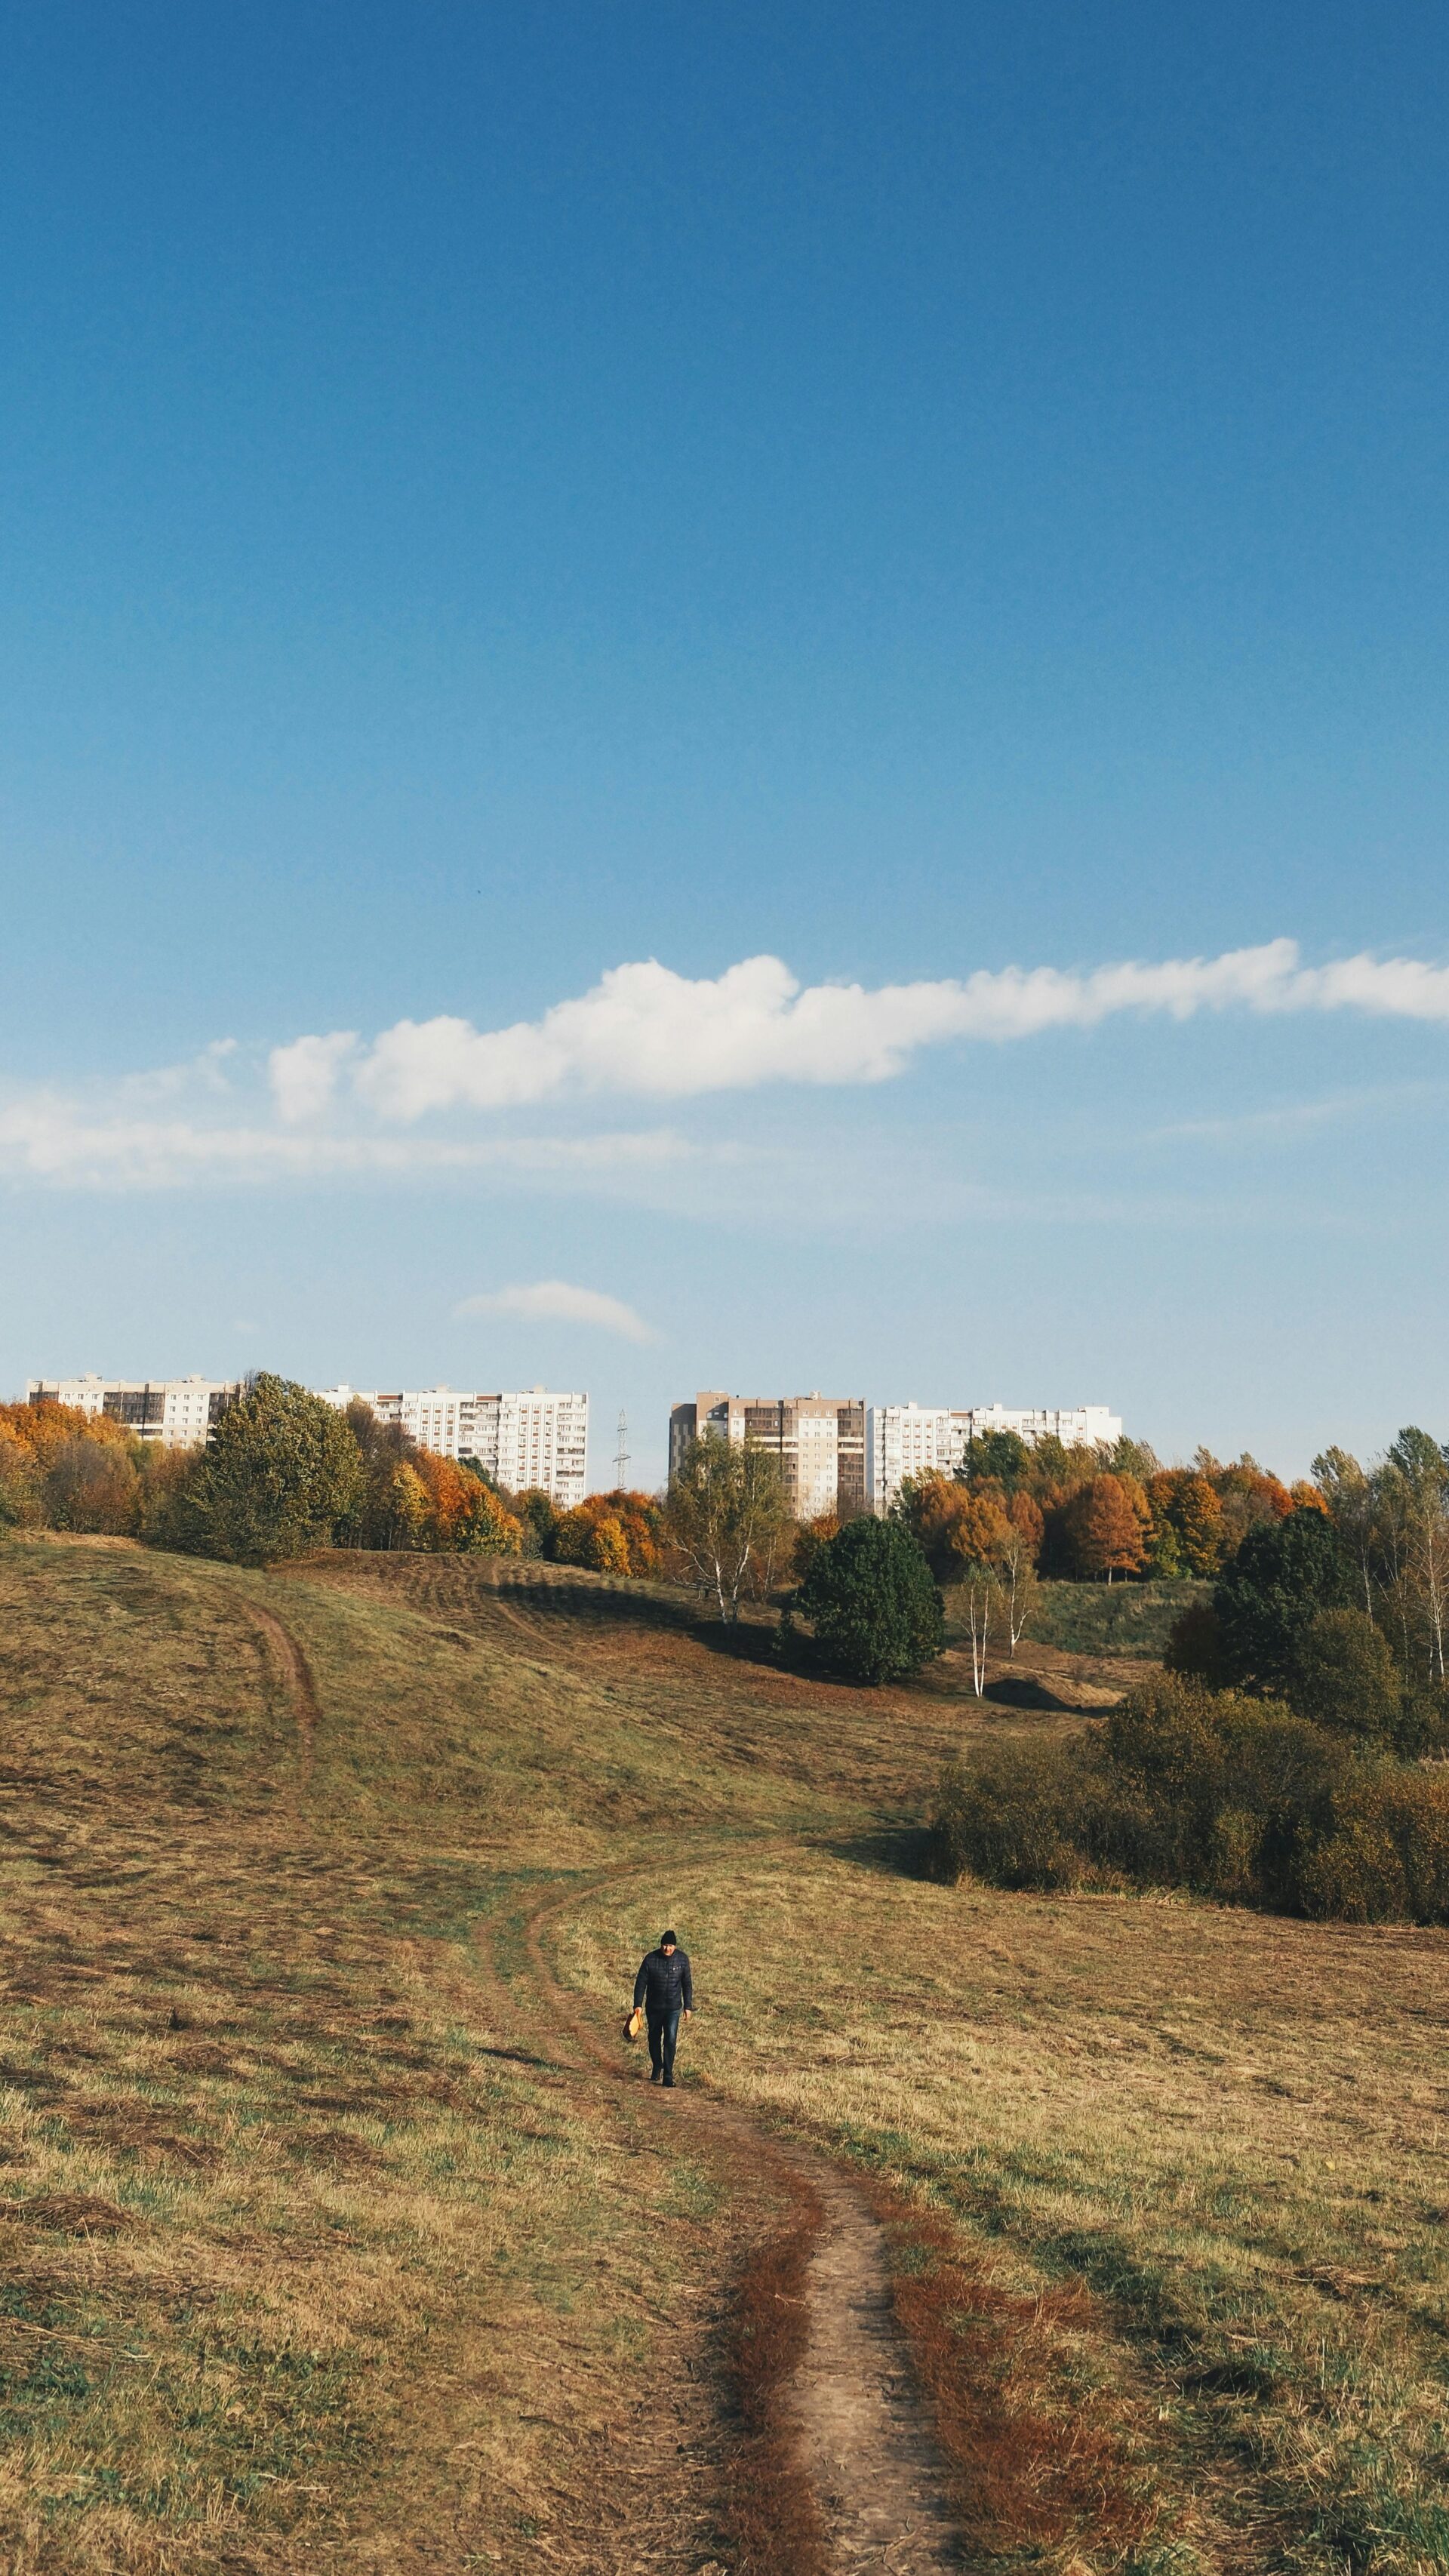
[6,939,1449,1194]
[269,1031,358,1123]
[275,939,1449,1120]
[454,1280,657,1343]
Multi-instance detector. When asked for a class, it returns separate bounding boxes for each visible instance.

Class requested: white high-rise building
[315,1385,589,1507]
[25,1376,243,1448]
[867,1402,1122,1513]
[961,1404,1121,1451]
[866,1405,969,1513]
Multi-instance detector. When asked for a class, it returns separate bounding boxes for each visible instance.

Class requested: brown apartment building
[668,1392,867,1521]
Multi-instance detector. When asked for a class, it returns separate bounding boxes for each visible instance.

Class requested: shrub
[932,1749,1081,1888]
[1103,1675,1343,1903]
[1162,1597,1226,1686]
[42,1437,140,1535]
[931,1673,1355,1913]
[1291,1608,1401,1740]
[0,1430,42,1531]
[134,1445,194,1544]
[930,1745,1161,1890]
[1397,1683,1449,1759]
[796,1518,944,1685]
[1298,1770,1449,1924]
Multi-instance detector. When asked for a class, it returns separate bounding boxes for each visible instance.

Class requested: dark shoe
[663,2076,675,2088]
[650,2071,662,2084]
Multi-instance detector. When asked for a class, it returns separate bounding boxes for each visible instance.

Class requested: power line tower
[614,1409,630,1487]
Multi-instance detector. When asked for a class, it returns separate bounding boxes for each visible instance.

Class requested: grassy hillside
[1011,1575,1207,1659]
[4,1534,1447,2576]
[0,1537,981,2571]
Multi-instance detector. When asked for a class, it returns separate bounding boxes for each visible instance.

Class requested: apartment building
[865,1404,968,1512]
[26,1376,242,1448]
[669,1392,867,1521]
[470,1389,589,1505]
[961,1404,1121,1451]
[316,1384,589,1507]
[866,1400,1124,1512]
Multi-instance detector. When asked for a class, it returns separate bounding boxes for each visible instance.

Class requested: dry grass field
[2,1532,1447,2575]
[561,1853,1449,2576]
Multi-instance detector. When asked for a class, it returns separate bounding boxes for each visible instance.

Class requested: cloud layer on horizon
[2,939,1447,1190]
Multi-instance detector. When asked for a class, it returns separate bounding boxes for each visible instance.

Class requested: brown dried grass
[865,2189,1156,2569]
[721,2168,828,2576]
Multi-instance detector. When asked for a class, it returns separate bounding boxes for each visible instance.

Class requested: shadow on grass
[489,1568,702,1635]
[982,1673,1084,1713]
[812,1824,938,1882]
[488,1574,823,1679]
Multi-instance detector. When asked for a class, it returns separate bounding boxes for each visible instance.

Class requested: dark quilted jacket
[633,1948,693,2016]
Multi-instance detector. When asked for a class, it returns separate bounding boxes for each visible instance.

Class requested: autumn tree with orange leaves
[551,1488,663,1577]
[1069,1475,1148,1583]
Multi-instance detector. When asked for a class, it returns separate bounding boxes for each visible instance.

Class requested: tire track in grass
[242,1595,321,1774]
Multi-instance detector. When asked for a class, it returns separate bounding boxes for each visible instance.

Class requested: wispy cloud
[272,940,1449,1122]
[1150,1080,1444,1146]
[454,1280,657,1343]
[0,1095,694,1191]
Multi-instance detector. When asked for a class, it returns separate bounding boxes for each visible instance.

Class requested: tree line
[897,1426,1322,1582]
[0,1380,667,1573]
[0,1392,943,1682]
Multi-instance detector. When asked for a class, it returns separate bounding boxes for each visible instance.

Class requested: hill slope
[3,1536,1447,2576]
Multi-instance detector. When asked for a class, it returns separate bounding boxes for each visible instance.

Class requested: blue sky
[3,1,1447,1482]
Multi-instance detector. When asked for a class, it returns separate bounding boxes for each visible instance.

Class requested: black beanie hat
[660,1928,678,1947]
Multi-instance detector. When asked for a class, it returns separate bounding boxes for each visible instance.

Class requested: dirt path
[253,1593,962,2568]
[519,1875,964,2573]
[792,2161,962,2571]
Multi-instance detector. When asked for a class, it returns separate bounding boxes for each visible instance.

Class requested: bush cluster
[931,1670,1449,1922]
[519,1485,663,1577]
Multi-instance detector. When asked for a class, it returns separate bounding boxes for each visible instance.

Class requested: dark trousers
[648,2009,681,2084]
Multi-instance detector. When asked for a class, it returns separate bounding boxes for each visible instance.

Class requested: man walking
[633,1929,692,2087]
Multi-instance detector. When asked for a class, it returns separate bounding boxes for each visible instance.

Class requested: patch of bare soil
[790,2163,961,2571]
